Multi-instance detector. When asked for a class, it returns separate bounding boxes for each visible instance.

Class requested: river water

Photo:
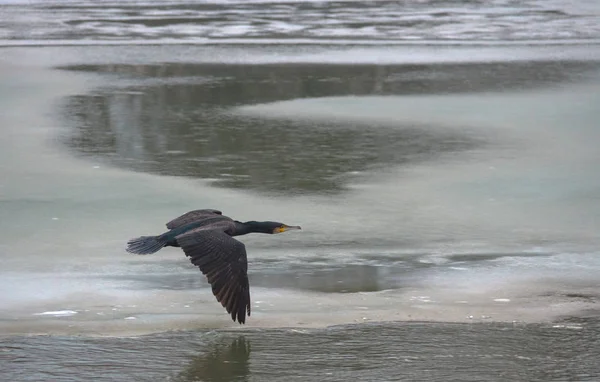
[1,1,600,381]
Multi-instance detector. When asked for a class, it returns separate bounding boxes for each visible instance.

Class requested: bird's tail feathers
[126,235,167,255]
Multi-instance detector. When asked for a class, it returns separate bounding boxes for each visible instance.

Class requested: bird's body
[126,209,301,324]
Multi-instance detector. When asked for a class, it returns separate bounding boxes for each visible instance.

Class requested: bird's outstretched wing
[166,209,223,229]
[175,228,250,324]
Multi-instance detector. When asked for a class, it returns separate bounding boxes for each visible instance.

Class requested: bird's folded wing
[166,209,223,229]
[175,228,250,324]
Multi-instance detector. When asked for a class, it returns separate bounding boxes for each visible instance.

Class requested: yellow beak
[281,225,301,233]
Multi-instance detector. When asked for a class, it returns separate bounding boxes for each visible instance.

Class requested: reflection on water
[61,61,596,195]
[2,321,599,381]
[175,336,251,382]
[62,61,594,98]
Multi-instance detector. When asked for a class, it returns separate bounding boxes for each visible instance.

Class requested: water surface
[1,4,600,379]
[2,321,600,381]
[2,0,600,44]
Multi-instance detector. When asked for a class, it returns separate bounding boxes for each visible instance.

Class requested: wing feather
[218,283,235,305]
[166,209,223,229]
[176,228,251,324]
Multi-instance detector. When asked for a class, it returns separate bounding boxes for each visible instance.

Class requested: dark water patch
[59,60,598,195]
[251,263,391,293]
[540,291,600,302]
[103,251,515,294]
[1,320,599,381]
[101,262,409,293]
[64,17,233,27]
[61,61,598,95]
[563,293,597,301]
[61,62,492,195]
[447,252,552,263]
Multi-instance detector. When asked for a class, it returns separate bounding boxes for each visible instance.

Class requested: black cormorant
[126,209,301,324]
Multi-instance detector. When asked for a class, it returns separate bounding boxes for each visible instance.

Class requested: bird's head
[245,221,302,234]
[271,222,302,234]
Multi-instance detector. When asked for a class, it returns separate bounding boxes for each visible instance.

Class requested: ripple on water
[1,320,600,381]
[1,0,600,44]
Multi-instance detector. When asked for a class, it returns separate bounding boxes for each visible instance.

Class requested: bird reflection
[176,336,251,382]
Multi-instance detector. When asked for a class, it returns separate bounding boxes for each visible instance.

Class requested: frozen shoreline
[1,44,599,336]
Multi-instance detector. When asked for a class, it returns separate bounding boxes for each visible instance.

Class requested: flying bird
[126,209,301,324]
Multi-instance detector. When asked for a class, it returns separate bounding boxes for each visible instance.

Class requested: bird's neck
[234,221,271,236]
